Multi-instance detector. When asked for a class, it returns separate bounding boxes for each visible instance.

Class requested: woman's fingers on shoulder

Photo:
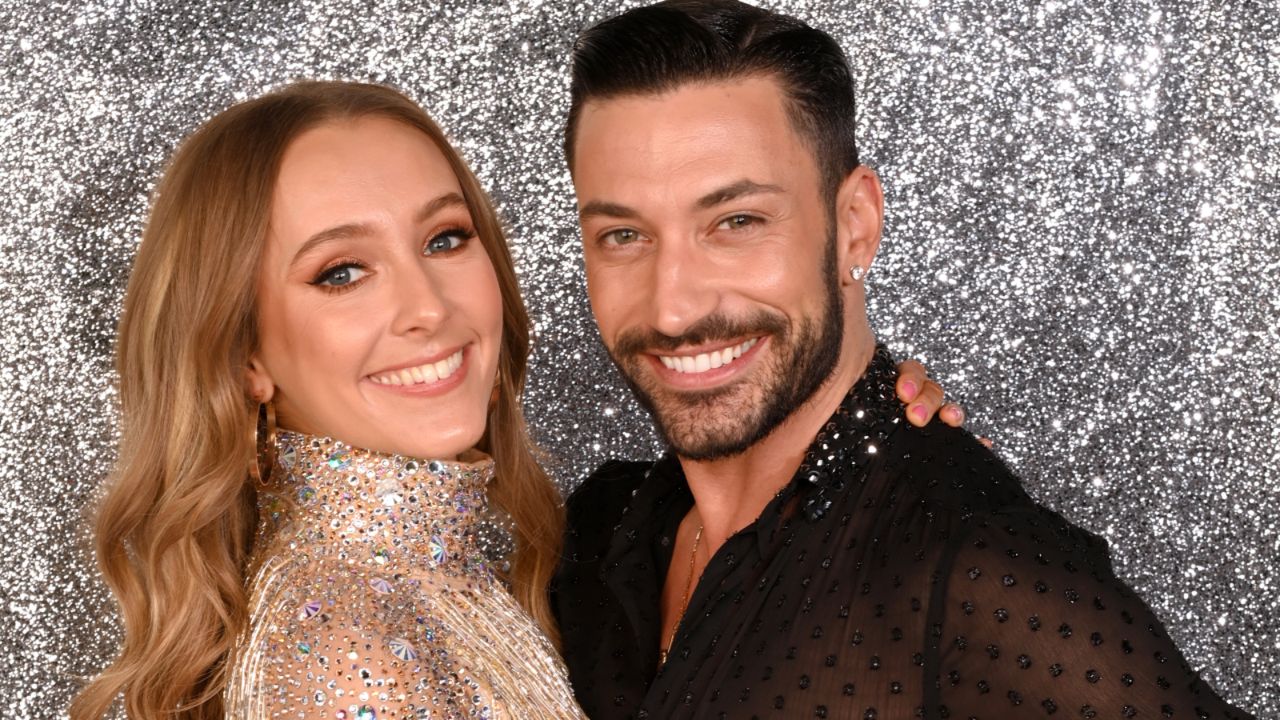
[896,359,970,429]
[895,359,927,403]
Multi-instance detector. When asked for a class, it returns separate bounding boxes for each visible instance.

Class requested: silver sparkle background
[0,0,1274,715]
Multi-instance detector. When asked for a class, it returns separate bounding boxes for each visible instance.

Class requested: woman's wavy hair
[71,80,564,719]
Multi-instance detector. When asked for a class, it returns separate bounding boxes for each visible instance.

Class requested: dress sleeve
[933,507,1256,719]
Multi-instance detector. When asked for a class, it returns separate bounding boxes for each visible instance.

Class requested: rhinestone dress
[225,431,584,719]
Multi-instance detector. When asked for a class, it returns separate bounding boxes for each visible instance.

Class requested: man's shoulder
[889,421,1112,561]
[567,458,654,506]
[887,420,1032,513]
[564,458,655,532]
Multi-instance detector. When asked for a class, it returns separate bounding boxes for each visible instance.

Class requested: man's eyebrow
[578,200,640,222]
[577,181,783,223]
[291,192,469,264]
[695,179,785,210]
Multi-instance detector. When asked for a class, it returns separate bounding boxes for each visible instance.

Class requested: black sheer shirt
[553,347,1255,719]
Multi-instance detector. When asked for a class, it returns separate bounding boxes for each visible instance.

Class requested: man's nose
[647,238,720,339]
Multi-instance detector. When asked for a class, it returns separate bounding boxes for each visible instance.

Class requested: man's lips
[653,336,761,374]
[641,336,766,389]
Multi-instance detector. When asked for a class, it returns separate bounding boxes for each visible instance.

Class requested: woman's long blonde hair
[71,81,564,720]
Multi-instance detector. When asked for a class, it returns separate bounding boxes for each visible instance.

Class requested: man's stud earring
[850,266,866,281]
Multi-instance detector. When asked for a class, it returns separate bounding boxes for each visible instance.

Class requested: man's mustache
[612,312,788,358]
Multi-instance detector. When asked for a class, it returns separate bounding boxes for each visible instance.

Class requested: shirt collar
[787,343,904,521]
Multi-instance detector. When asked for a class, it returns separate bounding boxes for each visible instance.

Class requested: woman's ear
[245,355,275,405]
[833,166,884,286]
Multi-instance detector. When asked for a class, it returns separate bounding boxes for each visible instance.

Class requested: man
[552,2,1255,719]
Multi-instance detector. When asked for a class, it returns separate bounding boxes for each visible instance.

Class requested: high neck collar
[256,430,500,577]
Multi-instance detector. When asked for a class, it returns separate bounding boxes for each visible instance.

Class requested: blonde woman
[71,81,577,719]
[72,81,955,718]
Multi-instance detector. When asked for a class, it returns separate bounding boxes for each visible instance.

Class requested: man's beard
[607,245,844,461]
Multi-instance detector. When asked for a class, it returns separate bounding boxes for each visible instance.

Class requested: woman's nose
[389,263,449,337]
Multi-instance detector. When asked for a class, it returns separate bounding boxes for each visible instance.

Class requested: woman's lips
[368,347,465,387]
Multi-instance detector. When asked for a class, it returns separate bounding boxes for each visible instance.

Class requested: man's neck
[677,336,876,550]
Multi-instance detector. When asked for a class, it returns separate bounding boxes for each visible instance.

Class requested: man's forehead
[572,77,817,201]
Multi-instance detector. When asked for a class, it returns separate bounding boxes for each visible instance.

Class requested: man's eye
[718,214,761,231]
[601,228,641,247]
[424,229,475,256]
[314,264,368,288]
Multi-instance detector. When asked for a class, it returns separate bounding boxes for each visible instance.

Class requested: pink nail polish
[910,404,927,423]
[901,381,918,399]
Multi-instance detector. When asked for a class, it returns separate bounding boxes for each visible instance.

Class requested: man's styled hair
[564,0,860,199]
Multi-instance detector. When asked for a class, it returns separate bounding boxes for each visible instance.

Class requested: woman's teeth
[369,350,464,386]
[658,337,759,374]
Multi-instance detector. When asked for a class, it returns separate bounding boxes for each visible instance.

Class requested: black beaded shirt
[552,347,1255,720]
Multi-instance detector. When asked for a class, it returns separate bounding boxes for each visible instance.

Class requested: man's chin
[645,398,766,461]
[618,364,770,459]
[662,421,760,461]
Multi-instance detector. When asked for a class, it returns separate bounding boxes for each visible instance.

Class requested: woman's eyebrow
[291,191,469,265]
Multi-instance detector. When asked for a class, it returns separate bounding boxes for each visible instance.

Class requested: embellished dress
[225,431,585,719]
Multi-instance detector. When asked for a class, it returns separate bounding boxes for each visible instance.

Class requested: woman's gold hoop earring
[249,401,277,484]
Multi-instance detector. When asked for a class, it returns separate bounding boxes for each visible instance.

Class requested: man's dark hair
[564,0,860,200]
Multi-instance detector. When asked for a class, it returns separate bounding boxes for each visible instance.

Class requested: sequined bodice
[259,431,501,579]
[225,431,583,719]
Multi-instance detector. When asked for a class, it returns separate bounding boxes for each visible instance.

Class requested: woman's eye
[314,263,368,288]
[424,229,474,256]
[718,214,760,231]
[601,228,641,247]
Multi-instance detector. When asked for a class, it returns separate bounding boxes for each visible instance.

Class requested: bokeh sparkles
[0,0,1275,716]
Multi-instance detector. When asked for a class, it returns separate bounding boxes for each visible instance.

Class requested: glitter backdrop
[0,0,1275,716]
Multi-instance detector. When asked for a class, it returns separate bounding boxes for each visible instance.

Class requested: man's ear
[833,166,884,286]
[245,355,275,405]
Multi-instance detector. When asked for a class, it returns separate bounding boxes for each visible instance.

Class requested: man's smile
[654,336,761,374]
[645,336,767,389]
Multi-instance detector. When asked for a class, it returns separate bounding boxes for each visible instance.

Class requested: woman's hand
[895,360,968,430]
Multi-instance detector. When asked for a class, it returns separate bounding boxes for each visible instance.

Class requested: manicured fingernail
[910,404,927,423]
[947,406,964,422]
[901,380,918,399]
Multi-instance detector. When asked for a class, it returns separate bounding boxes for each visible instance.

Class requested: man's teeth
[369,350,464,386]
[658,338,759,374]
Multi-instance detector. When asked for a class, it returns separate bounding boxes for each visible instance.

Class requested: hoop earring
[249,400,277,484]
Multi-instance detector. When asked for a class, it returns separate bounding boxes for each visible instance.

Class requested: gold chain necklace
[659,524,703,666]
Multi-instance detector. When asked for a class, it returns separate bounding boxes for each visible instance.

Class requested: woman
[71,81,956,718]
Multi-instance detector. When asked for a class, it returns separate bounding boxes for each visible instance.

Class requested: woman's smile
[366,345,470,397]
